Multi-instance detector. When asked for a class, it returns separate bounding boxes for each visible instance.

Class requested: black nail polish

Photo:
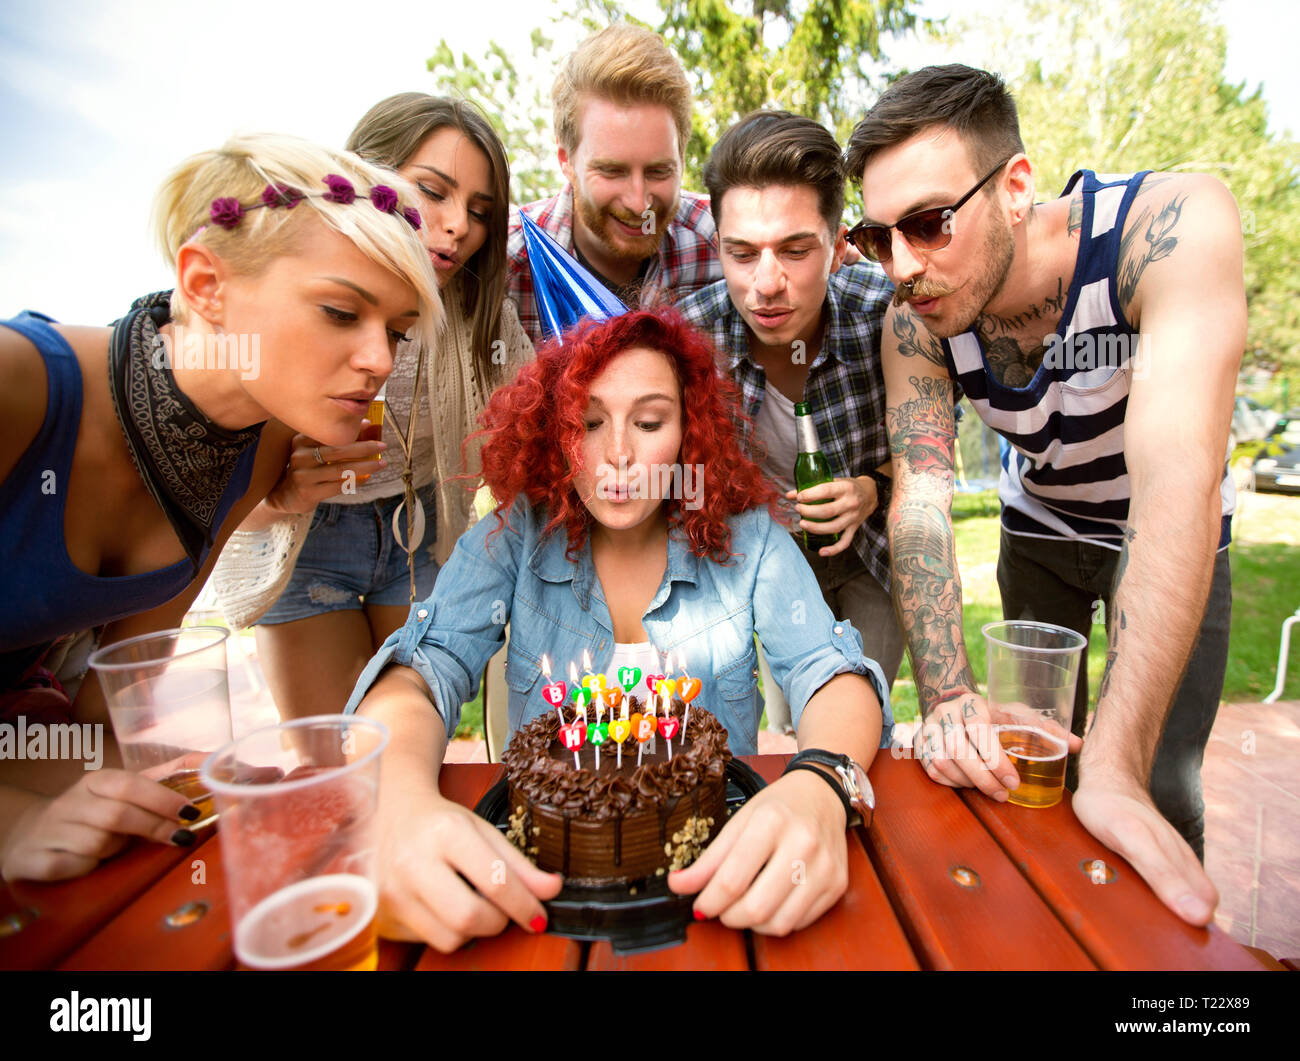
[170,828,196,846]
[177,804,202,822]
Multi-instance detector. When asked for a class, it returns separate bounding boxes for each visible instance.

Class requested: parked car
[1231,396,1288,450]
[1253,441,1300,495]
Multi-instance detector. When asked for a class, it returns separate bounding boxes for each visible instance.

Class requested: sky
[1,0,1295,324]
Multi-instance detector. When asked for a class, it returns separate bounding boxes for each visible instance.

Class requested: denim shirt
[344,500,893,756]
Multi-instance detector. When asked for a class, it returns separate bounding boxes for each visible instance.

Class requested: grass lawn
[453,488,1300,737]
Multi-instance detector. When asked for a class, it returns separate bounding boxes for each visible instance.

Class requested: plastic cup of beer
[200,716,389,971]
[982,620,1087,809]
[89,625,233,829]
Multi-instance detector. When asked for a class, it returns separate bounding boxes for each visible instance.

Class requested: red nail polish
[529,915,547,933]
[693,909,706,921]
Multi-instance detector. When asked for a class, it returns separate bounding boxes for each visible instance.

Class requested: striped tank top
[941,169,1234,551]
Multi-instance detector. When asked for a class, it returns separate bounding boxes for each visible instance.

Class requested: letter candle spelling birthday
[541,655,567,725]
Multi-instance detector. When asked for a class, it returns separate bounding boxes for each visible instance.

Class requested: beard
[902,214,1016,340]
[573,185,676,264]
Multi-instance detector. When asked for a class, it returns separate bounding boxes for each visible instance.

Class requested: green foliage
[426,0,927,199]
[426,32,560,203]
[655,0,922,185]
[948,0,1300,387]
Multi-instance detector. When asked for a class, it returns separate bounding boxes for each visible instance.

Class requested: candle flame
[568,660,578,683]
[541,654,551,680]
[582,648,593,673]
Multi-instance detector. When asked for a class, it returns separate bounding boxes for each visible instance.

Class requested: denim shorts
[258,483,440,624]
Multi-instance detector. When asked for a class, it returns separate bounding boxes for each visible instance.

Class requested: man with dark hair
[846,64,1243,925]
[506,23,721,342]
[680,111,902,700]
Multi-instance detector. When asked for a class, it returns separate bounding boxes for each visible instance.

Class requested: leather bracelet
[867,469,892,511]
[781,762,853,826]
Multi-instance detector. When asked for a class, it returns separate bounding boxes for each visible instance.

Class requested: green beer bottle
[793,401,838,550]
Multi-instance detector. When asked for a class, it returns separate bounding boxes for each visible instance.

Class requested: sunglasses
[846,157,1013,264]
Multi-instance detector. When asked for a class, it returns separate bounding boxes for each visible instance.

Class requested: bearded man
[847,64,1244,927]
[506,23,721,342]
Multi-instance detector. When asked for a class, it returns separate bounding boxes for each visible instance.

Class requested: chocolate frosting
[502,700,731,819]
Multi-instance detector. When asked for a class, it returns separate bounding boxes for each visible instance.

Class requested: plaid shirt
[678,263,895,592]
[507,185,722,343]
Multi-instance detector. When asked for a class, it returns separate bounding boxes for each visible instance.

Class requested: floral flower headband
[208,174,422,232]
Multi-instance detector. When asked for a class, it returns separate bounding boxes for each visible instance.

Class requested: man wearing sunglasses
[679,111,903,711]
[846,64,1244,928]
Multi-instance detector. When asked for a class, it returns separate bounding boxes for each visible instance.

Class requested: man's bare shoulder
[1117,171,1241,315]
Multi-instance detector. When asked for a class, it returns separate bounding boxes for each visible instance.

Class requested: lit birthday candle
[541,655,567,726]
[558,709,587,770]
[678,648,701,734]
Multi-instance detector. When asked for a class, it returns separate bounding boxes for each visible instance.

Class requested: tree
[950,0,1300,383]
[426,0,927,198]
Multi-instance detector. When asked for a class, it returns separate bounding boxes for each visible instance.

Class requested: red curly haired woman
[344,309,893,952]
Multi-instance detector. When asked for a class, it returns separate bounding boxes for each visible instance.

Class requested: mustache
[892,278,956,307]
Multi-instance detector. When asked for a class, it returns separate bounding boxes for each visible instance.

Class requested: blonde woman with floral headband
[0,134,439,881]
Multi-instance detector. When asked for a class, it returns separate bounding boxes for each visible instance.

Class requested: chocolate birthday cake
[501,699,731,886]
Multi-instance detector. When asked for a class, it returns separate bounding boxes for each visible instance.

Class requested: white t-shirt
[753,382,798,520]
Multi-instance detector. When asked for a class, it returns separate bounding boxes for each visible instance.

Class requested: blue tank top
[940,170,1234,550]
[0,311,262,659]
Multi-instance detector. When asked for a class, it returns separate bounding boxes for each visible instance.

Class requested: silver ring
[313,446,325,465]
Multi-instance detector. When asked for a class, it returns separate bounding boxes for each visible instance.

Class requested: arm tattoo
[888,376,956,474]
[1118,194,1186,306]
[1098,527,1137,700]
[892,307,948,367]
[890,497,975,711]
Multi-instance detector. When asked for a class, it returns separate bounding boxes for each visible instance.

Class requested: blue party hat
[519,212,627,341]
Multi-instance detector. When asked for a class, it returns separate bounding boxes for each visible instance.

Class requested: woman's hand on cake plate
[374,791,563,953]
[667,770,848,935]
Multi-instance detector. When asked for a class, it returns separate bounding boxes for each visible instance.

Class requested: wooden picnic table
[0,754,1277,972]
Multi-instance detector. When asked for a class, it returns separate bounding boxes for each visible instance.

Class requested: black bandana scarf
[107,291,263,575]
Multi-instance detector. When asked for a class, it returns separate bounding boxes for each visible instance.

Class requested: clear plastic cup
[982,620,1087,809]
[88,625,233,828]
[200,716,389,971]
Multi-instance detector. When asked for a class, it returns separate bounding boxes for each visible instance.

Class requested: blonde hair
[152,132,441,351]
[552,23,692,159]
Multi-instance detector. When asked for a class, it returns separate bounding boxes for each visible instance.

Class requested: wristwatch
[781,749,875,828]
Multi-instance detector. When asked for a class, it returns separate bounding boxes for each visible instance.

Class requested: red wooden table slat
[58,833,230,971]
[741,754,921,970]
[864,755,1095,970]
[752,830,921,970]
[415,927,583,970]
[587,919,749,970]
[958,788,1273,971]
[437,762,503,808]
[0,828,200,970]
[378,939,424,971]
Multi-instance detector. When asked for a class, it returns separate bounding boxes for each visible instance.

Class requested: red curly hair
[475,309,781,561]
